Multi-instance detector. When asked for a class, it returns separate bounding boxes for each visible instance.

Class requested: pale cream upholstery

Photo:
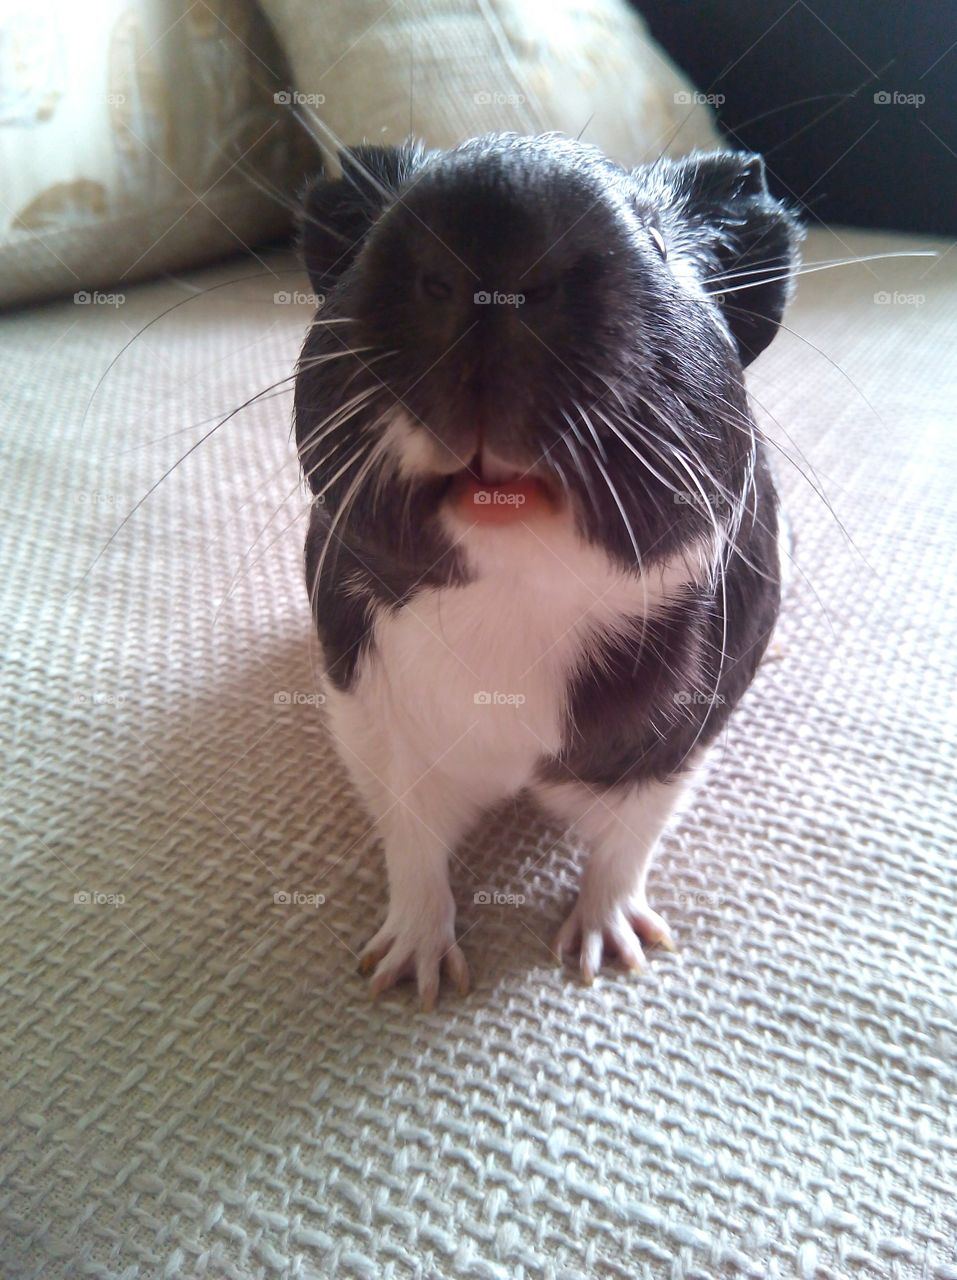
[1,226,954,1277]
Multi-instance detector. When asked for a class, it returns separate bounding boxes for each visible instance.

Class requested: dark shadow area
[636,0,957,234]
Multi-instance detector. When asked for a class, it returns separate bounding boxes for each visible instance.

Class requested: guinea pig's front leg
[356,767,476,1012]
[536,776,693,982]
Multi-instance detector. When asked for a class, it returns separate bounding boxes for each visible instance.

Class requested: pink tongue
[452,476,554,523]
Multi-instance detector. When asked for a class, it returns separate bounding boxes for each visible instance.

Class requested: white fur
[328,506,715,804]
[536,773,699,978]
[322,492,719,1002]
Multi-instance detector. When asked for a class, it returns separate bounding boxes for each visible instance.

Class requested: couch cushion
[0,0,309,308]
[260,0,721,166]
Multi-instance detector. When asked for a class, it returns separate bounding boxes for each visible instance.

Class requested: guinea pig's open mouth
[445,453,562,524]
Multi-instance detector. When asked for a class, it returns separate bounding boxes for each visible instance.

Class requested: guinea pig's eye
[422,273,453,300]
[521,279,557,304]
[648,225,667,260]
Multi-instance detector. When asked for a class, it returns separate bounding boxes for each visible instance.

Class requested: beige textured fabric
[259,0,721,167]
[1,228,955,1279]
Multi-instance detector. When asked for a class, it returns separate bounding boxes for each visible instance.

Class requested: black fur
[294,133,799,771]
[541,453,781,787]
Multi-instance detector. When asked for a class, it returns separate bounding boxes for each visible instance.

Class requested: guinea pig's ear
[299,141,430,294]
[655,150,803,365]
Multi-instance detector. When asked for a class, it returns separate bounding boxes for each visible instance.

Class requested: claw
[580,931,602,984]
[556,895,672,981]
[629,907,675,952]
[360,915,469,1010]
[370,962,404,999]
[445,944,471,997]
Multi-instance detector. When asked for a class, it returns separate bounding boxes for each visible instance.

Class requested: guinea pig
[293,133,801,1009]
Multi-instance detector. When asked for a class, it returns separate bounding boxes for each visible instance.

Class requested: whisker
[297,386,384,477]
[216,433,374,625]
[576,403,609,463]
[591,448,642,569]
[118,382,296,455]
[591,405,684,495]
[707,249,936,288]
[557,421,601,523]
[74,372,321,591]
[307,436,392,688]
[654,391,837,635]
[80,268,306,433]
[708,251,936,298]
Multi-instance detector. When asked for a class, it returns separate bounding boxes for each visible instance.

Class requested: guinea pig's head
[295,133,800,566]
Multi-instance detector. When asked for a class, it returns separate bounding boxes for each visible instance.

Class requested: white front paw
[358,893,470,1011]
[554,891,674,984]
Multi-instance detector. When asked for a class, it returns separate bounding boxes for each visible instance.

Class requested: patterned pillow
[0,0,722,309]
[259,0,722,172]
[0,0,312,307]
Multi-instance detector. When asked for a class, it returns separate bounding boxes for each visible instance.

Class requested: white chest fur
[323,508,713,808]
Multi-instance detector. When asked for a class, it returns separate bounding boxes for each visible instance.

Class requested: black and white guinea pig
[293,133,800,1010]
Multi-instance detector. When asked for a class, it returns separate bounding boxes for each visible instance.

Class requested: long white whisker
[709,251,936,299]
[307,436,392,687]
[707,249,936,288]
[215,430,376,630]
[577,403,609,462]
[296,384,382,461]
[591,405,684,495]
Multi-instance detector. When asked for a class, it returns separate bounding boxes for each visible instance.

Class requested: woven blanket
[1,226,955,1279]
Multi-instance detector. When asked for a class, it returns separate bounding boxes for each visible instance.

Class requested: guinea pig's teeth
[480,450,524,484]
